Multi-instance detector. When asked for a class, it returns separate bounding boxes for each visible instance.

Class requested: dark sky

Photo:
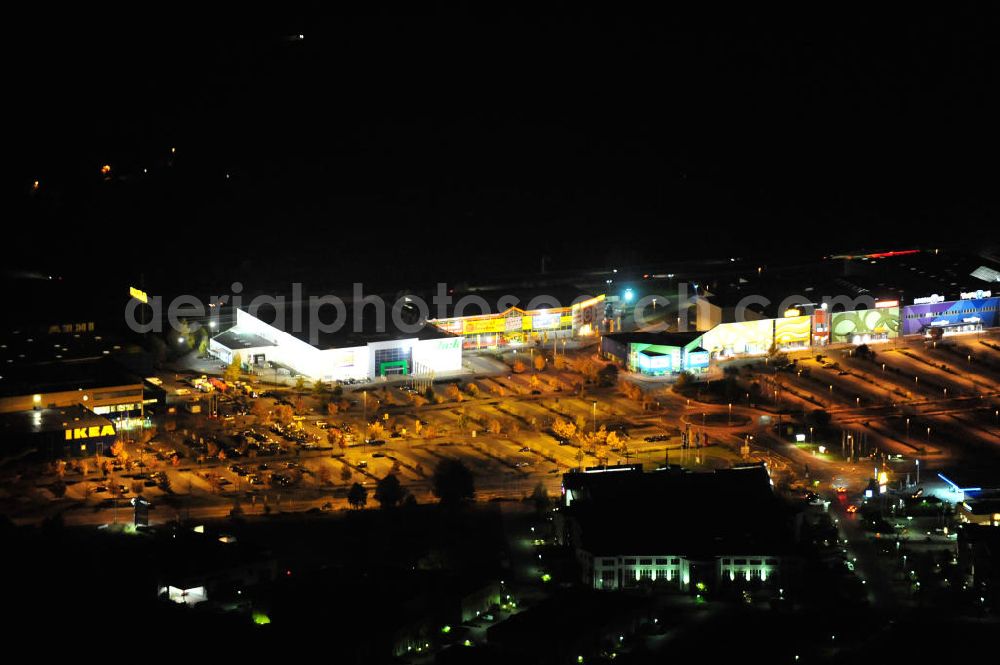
[9,5,1000,293]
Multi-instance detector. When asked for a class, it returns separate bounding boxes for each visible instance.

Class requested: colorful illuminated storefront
[811,308,830,346]
[701,319,774,359]
[773,312,811,351]
[830,302,900,344]
[601,332,708,376]
[901,293,998,337]
[571,295,607,338]
[430,306,576,349]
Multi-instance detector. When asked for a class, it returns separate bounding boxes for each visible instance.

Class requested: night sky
[10,6,1000,293]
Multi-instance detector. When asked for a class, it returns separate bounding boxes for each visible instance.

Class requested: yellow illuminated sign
[462,318,506,335]
[65,425,116,440]
[48,322,95,334]
[129,287,149,303]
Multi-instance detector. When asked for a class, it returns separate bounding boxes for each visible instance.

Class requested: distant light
[100,164,111,176]
[623,289,634,302]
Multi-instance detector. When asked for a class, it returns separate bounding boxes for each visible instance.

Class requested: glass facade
[374,346,412,376]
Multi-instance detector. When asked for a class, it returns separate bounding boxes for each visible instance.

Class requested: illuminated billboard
[701,319,774,358]
[811,309,830,346]
[572,295,605,335]
[462,317,506,335]
[830,307,899,344]
[901,296,999,335]
[774,315,811,350]
[529,312,563,330]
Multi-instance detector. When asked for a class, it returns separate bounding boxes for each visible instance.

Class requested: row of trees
[346,459,476,510]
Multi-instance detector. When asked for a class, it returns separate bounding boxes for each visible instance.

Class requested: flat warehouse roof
[0,404,112,436]
[211,329,276,352]
[239,304,455,350]
[602,331,703,348]
[0,357,141,398]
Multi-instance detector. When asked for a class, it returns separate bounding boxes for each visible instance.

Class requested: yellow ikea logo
[65,425,116,440]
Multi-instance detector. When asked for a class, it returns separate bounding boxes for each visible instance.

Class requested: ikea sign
[65,425,116,440]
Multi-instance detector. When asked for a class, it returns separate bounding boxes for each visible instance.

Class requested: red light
[286,569,292,576]
[866,249,920,259]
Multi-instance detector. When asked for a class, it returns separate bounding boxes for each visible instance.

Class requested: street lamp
[592,401,597,435]
[728,403,732,426]
[363,390,368,446]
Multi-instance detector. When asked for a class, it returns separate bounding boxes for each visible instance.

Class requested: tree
[178,319,195,350]
[432,459,475,505]
[533,354,546,372]
[274,404,294,425]
[512,359,527,374]
[294,376,307,391]
[551,418,577,440]
[674,371,693,390]
[374,473,405,509]
[197,328,209,355]
[347,482,368,509]
[252,400,272,423]
[530,482,550,514]
[368,421,386,442]
[340,466,352,482]
[597,363,618,387]
[224,353,242,383]
[807,409,832,429]
[331,383,344,398]
[767,344,788,366]
[313,379,329,396]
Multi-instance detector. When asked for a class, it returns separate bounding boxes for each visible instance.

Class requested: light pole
[592,401,597,435]
[905,417,910,442]
[916,458,920,485]
[363,390,368,449]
